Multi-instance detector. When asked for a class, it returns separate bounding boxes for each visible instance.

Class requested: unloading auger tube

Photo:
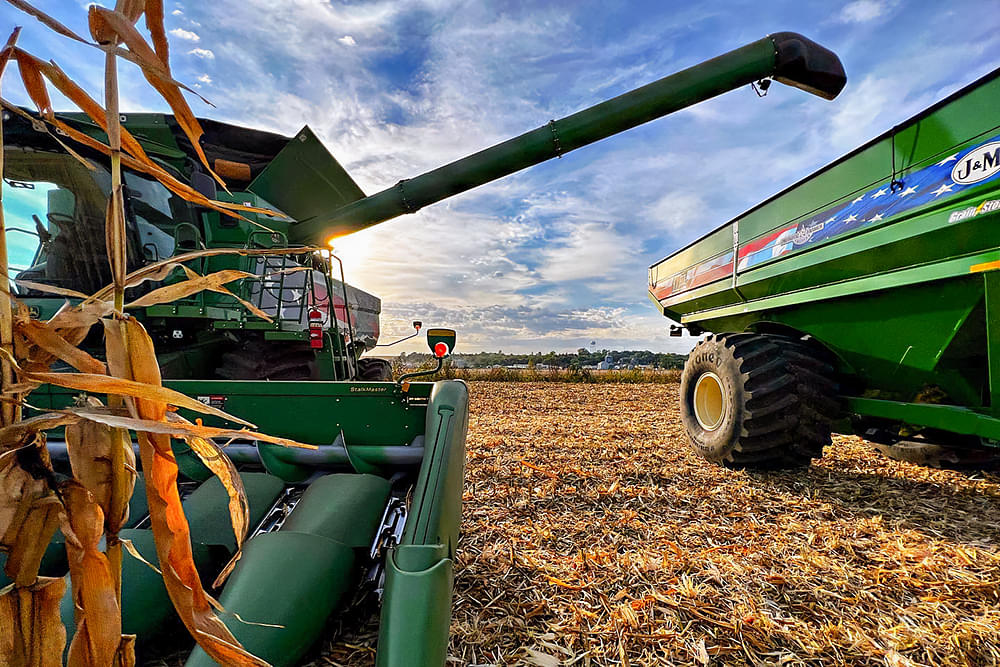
[290,31,846,244]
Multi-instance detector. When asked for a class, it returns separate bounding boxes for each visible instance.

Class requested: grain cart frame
[650,67,1000,469]
[3,31,845,665]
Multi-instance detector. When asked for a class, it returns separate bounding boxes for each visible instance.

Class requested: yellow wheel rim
[693,372,726,431]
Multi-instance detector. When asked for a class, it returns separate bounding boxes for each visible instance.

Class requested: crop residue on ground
[322,381,1000,666]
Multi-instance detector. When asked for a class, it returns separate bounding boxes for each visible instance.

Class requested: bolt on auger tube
[290,31,846,243]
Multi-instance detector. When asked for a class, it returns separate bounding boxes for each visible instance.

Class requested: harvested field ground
[321,381,1000,666]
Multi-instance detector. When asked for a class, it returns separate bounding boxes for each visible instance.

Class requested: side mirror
[427,328,456,358]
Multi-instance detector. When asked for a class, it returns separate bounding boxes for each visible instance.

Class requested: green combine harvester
[2,32,845,665]
[650,67,1000,470]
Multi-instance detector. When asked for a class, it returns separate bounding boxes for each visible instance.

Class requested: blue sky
[2,0,999,354]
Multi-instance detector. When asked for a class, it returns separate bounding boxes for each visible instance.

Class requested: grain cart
[2,31,845,665]
[650,67,1000,470]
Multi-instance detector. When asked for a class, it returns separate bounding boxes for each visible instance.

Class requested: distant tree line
[397,349,687,369]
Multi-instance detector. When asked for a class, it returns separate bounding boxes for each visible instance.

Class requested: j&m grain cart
[651,68,1000,470]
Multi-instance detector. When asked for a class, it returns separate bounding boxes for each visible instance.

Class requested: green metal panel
[690,276,986,406]
[184,531,356,667]
[402,381,468,558]
[58,112,186,161]
[376,548,453,667]
[845,397,1000,440]
[249,125,365,223]
[648,226,734,303]
[33,380,433,447]
[185,473,285,552]
[280,473,390,547]
[127,477,148,529]
[684,249,997,324]
[986,271,1000,415]
[376,380,468,665]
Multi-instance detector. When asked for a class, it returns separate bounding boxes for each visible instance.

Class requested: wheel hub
[693,372,726,431]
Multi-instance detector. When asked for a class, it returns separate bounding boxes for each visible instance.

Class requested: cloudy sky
[2,0,999,354]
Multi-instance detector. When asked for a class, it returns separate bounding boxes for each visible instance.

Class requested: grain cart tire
[680,333,838,469]
[873,439,1000,471]
[357,357,393,381]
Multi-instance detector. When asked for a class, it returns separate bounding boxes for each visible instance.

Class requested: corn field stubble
[318,381,1000,667]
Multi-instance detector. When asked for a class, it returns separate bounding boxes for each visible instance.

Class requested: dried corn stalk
[0,1,315,664]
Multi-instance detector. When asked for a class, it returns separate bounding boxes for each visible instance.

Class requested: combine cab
[651,68,1000,470]
[4,116,388,381]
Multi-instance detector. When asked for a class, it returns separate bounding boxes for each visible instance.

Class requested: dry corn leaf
[0,414,80,450]
[61,406,314,450]
[124,269,256,310]
[0,444,61,587]
[113,635,135,667]
[59,480,122,667]
[11,50,51,114]
[181,431,247,588]
[143,0,167,66]
[523,648,562,667]
[138,432,269,665]
[14,281,89,301]
[0,345,253,427]
[0,576,67,667]
[108,317,267,665]
[45,299,115,335]
[7,296,112,380]
[0,27,21,76]
[16,320,106,375]
[4,0,204,106]
[88,3,200,104]
[4,0,89,44]
[64,398,135,533]
[114,0,146,26]
[25,53,150,164]
[175,265,274,322]
[88,6,224,188]
[90,246,319,304]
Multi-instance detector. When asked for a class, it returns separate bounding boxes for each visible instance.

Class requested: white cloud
[171,9,182,16]
[196,74,212,85]
[837,0,894,23]
[646,192,707,234]
[337,35,356,47]
[189,48,215,59]
[168,28,200,42]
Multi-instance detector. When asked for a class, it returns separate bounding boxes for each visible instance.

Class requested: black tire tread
[682,332,839,469]
[356,357,393,381]
[216,338,316,380]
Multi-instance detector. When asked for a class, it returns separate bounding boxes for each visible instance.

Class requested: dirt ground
[324,381,1000,666]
